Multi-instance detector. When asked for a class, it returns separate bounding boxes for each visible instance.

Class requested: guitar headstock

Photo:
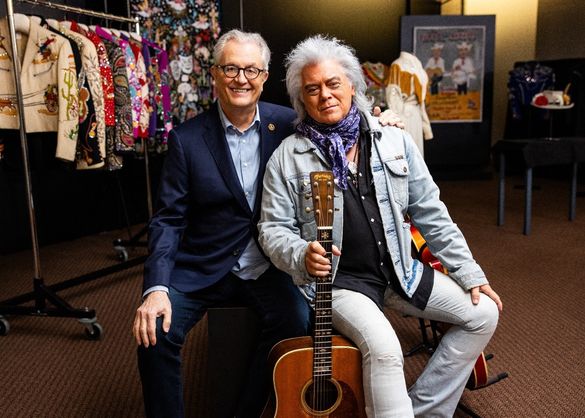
[310,171,335,229]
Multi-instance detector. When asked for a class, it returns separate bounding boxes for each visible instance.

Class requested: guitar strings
[312,178,334,413]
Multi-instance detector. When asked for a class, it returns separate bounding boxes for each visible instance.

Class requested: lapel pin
[268,123,276,132]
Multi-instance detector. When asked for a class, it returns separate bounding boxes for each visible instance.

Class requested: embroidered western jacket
[0,17,78,162]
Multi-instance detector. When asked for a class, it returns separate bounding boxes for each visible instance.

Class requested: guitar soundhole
[303,378,341,414]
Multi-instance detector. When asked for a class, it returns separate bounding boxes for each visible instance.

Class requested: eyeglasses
[215,64,266,80]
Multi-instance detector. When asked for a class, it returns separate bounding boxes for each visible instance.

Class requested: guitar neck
[313,233,333,380]
[310,171,336,383]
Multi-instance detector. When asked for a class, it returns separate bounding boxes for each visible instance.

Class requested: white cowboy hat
[457,41,472,51]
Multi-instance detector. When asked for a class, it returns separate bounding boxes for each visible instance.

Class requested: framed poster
[414,25,486,122]
[400,15,495,173]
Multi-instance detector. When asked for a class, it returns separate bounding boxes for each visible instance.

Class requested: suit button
[232,249,240,256]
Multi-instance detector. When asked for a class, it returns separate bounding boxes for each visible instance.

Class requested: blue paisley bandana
[296,104,361,190]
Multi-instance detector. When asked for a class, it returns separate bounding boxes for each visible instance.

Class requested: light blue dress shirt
[217,105,270,281]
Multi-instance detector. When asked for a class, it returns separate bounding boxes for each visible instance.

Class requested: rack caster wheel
[0,317,10,336]
[114,245,129,262]
[85,323,103,340]
[79,318,103,340]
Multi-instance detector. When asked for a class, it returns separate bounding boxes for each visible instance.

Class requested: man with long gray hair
[259,34,502,417]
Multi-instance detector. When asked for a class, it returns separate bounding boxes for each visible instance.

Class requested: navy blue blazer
[143,101,296,293]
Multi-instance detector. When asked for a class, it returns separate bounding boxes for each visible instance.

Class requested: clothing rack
[0,0,147,339]
[18,0,138,28]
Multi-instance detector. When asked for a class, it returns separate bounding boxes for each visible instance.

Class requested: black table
[492,137,585,234]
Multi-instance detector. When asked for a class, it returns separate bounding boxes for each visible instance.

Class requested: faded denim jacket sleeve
[258,134,320,286]
[383,118,487,290]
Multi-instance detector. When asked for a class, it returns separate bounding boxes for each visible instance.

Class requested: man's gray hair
[285,35,372,124]
[213,29,271,70]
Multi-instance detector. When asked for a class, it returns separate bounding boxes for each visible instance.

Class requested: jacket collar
[203,103,252,216]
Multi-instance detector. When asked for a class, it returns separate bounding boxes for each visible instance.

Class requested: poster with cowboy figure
[414,25,485,122]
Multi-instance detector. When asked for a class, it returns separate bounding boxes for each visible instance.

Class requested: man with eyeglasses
[133,29,313,418]
[133,29,401,418]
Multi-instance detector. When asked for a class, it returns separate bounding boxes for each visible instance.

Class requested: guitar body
[466,352,489,389]
[426,67,444,79]
[410,225,447,274]
[262,172,366,417]
[262,336,366,418]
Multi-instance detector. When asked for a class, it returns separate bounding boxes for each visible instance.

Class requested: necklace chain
[348,140,359,185]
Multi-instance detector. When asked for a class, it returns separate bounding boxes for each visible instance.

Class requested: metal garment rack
[0,0,147,339]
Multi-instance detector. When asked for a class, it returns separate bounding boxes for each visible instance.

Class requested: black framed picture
[400,15,496,173]
[402,15,495,123]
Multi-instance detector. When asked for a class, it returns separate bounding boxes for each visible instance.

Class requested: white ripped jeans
[331,269,499,418]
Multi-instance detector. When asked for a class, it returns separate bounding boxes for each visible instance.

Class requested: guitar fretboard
[313,231,333,378]
[310,171,335,382]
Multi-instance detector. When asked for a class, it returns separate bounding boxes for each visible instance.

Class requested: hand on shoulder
[374,107,405,129]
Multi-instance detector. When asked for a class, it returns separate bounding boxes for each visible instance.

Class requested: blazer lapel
[203,104,252,215]
[253,104,282,216]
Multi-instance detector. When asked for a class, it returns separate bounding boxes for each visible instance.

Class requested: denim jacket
[258,112,487,302]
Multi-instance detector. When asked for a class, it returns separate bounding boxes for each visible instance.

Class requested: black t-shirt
[333,120,433,310]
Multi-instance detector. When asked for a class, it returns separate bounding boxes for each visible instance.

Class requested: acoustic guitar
[410,225,507,390]
[425,67,444,80]
[261,171,366,418]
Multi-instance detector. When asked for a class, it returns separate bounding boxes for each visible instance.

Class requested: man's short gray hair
[285,35,372,124]
[213,29,271,70]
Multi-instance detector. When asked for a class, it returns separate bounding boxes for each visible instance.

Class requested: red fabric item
[534,95,549,106]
